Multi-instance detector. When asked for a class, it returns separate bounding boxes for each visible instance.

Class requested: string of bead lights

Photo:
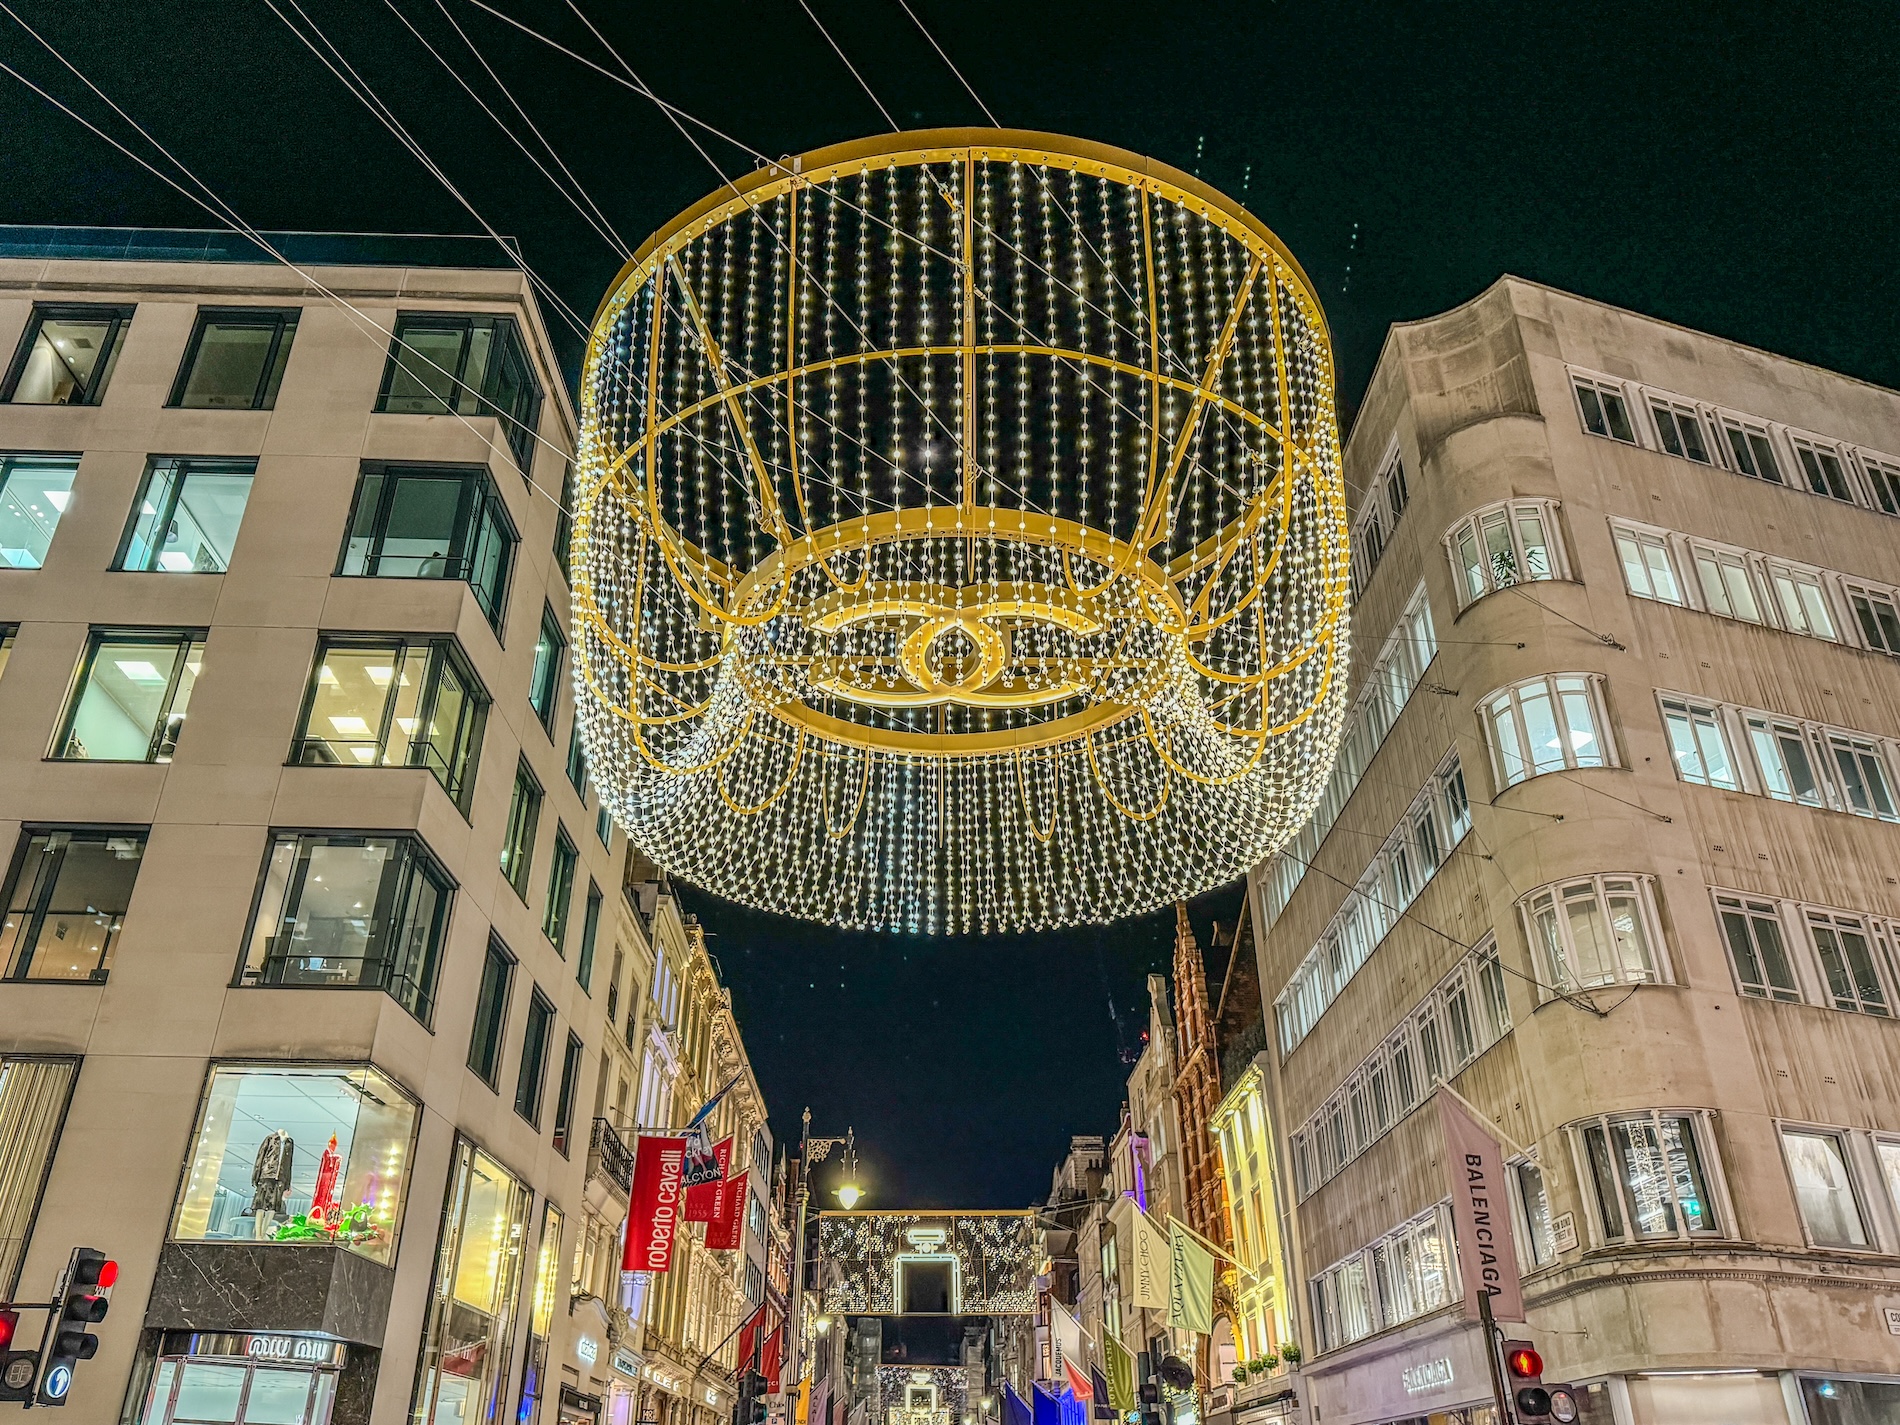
[571,129,1350,934]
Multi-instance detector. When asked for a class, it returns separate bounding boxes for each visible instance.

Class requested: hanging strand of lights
[571,129,1350,934]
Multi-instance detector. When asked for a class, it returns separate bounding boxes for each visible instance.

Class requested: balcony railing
[589,1117,635,1195]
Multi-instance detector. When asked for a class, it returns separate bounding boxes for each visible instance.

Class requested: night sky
[5,1,1897,1206]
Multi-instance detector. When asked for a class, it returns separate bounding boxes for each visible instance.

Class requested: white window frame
[1310,1203,1458,1353]
[1611,522,1685,606]
[1566,1108,1729,1247]
[1844,581,1900,656]
[1778,1122,1876,1252]
[1509,1154,1560,1270]
[1715,413,1785,485]
[1688,538,1769,625]
[1859,450,1900,517]
[1519,874,1669,996]
[1711,891,1805,1004]
[1657,693,1740,791]
[1786,434,1858,504]
[1762,558,1840,641]
[1803,908,1896,1016]
[1647,396,1715,465]
[1480,673,1615,791]
[1570,372,1638,445]
[1349,440,1410,600]
[1445,498,1567,609]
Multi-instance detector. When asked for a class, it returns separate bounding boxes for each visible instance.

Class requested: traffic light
[0,1308,35,1406]
[734,1368,767,1425]
[36,1247,116,1406]
[1502,1341,1550,1422]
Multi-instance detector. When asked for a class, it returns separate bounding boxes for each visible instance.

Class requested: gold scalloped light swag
[569,129,1350,933]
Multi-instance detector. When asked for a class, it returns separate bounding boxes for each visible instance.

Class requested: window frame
[1519,873,1669,997]
[1787,436,1856,504]
[1571,374,1637,445]
[529,604,566,733]
[551,1030,584,1156]
[1712,892,1804,1004]
[1717,415,1783,484]
[1611,522,1685,606]
[0,824,149,983]
[1778,1123,1875,1252]
[336,461,519,633]
[1648,397,1714,465]
[1657,693,1739,791]
[514,986,556,1127]
[2,303,134,406]
[576,880,603,993]
[1567,1108,1727,1247]
[1804,909,1893,1016]
[1480,673,1615,792]
[1860,452,1900,517]
[113,456,258,574]
[1445,498,1566,609]
[1348,442,1409,600]
[501,758,543,899]
[374,313,545,475]
[166,307,300,411]
[0,451,82,570]
[52,627,207,764]
[543,825,578,954]
[468,933,515,1088]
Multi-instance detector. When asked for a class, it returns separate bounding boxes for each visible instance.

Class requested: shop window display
[411,1138,533,1425]
[171,1065,418,1265]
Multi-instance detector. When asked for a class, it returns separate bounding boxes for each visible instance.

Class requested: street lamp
[835,1183,863,1210]
[788,1110,854,1403]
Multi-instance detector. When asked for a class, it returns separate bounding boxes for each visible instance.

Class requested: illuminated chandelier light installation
[571,129,1349,934]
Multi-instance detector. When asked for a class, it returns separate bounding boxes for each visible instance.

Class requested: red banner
[705,1170,747,1249]
[622,1134,688,1273]
[684,1136,734,1222]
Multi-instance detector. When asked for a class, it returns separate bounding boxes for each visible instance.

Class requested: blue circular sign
[44,1364,72,1399]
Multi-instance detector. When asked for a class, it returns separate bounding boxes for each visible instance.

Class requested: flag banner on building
[1089,1365,1113,1419]
[761,1308,785,1390]
[682,1073,745,1186]
[1057,1389,1089,1425]
[685,1137,735,1222]
[1002,1384,1034,1425]
[705,1170,748,1249]
[1167,1220,1215,1334]
[810,1377,830,1425]
[795,1378,810,1425]
[1050,1301,1092,1400]
[1437,1088,1525,1322]
[1032,1383,1061,1425]
[1103,1333,1137,1414]
[737,1304,767,1372]
[1131,1210,1169,1308]
[622,1134,687,1272]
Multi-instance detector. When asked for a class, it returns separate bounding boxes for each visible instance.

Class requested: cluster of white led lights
[571,130,1349,934]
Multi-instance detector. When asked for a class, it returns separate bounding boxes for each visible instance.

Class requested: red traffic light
[1506,1346,1544,1378]
[97,1261,118,1290]
[0,1309,16,1351]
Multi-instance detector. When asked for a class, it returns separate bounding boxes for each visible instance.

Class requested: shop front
[1300,1316,1499,1425]
[131,1333,361,1425]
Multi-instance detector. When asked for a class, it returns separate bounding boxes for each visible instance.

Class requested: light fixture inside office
[571,129,1349,933]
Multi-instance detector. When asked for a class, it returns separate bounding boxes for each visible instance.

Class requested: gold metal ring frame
[571,128,1350,933]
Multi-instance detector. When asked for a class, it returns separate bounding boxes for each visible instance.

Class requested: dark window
[551,1031,583,1155]
[1795,444,1853,502]
[376,314,544,474]
[0,625,15,682]
[116,457,255,573]
[338,463,517,631]
[1,828,147,982]
[554,462,576,583]
[565,724,587,797]
[54,630,205,762]
[501,759,542,898]
[543,827,577,954]
[529,605,566,732]
[168,308,299,410]
[3,304,132,406]
[0,453,80,569]
[1573,380,1634,444]
[1650,403,1711,463]
[1851,589,1900,656]
[469,934,514,1087]
[237,831,453,1025]
[292,635,489,814]
[576,880,602,992]
[1722,423,1783,483]
[514,988,554,1126]
[595,803,612,850]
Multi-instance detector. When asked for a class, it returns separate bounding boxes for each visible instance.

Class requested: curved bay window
[238,832,453,1025]
[1520,874,1666,994]
[1446,499,1564,608]
[1569,1109,1725,1244]
[171,1064,418,1263]
[411,1139,533,1425]
[1481,674,1612,790]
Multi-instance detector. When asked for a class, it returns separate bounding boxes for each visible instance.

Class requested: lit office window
[0,1056,79,1289]
[1612,525,1683,605]
[376,314,543,473]
[54,631,204,762]
[1482,674,1610,789]
[1659,696,1736,789]
[0,454,80,569]
[1522,875,1661,992]
[1692,545,1765,624]
[1447,500,1560,607]
[1745,716,1826,807]
[117,458,255,572]
[338,463,517,630]
[3,304,132,405]
[168,308,299,410]
[0,829,147,982]
[501,760,542,898]
[529,605,565,732]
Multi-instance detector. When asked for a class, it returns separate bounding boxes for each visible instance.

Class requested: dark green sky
[5,0,1896,1204]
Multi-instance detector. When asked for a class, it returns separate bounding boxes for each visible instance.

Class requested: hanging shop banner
[682,1074,744,1186]
[705,1170,748,1250]
[684,1137,735,1222]
[622,1135,688,1273]
[1103,1334,1137,1415]
[1130,1211,1169,1309]
[737,1305,767,1373]
[1167,1220,1214,1335]
[1437,1088,1525,1323]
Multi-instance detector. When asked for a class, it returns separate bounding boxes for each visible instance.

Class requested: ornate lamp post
[788,1110,857,1405]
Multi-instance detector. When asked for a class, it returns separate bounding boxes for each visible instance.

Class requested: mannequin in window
[310,1134,342,1229]
[250,1129,295,1240]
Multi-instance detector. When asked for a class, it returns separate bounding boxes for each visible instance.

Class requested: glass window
[1613,526,1682,605]
[468,935,513,1087]
[1827,735,1898,820]
[530,605,565,732]
[1650,401,1711,463]
[1721,419,1782,483]
[1515,1161,1556,1268]
[1693,546,1764,624]
[564,725,587,797]
[0,453,80,569]
[1715,895,1801,1003]
[1792,441,1853,502]
[1526,875,1659,992]
[338,464,517,631]
[0,1056,80,1293]
[595,802,613,850]
[1806,912,1889,1016]
[0,625,13,684]
[576,880,602,992]
[3,304,132,405]
[293,636,488,813]
[0,828,146,982]
[1877,1140,1900,1224]
[543,827,577,953]
[412,1139,533,1425]
[1781,1128,1868,1249]
[1768,564,1837,640]
[501,760,542,898]
[1447,501,1558,607]
[117,458,255,573]
[1660,696,1736,789]
[554,462,576,583]
[170,1063,418,1263]
[168,308,298,410]
[376,314,544,474]
[1573,378,1635,443]
[1579,1112,1719,1241]
[55,631,205,762]
[514,989,553,1127]
[1747,716,1824,807]
[551,1031,583,1156]
[1862,455,1900,516]
[237,831,453,1025]
[1848,586,1900,656]
[1484,674,1608,789]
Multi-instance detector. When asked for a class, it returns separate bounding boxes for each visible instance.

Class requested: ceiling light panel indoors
[571,128,1349,933]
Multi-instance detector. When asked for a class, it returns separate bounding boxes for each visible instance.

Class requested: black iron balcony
[589,1117,635,1195]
